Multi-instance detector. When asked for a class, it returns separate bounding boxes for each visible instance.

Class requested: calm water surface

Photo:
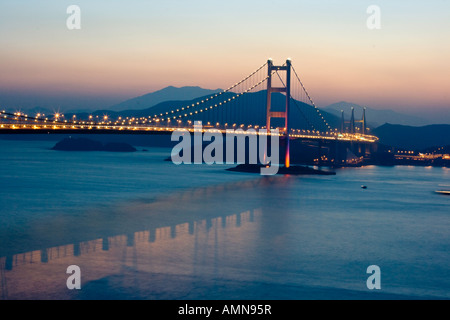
[0,139,449,299]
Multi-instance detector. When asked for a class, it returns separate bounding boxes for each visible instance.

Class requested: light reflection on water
[1,202,263,300]
[0,140,449,300]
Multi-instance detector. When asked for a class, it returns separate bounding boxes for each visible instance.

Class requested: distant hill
[6,106,54,117]
[372,123,450,150]
[68,90,340,132]
[107,86,223,111]
[324,101,430,127]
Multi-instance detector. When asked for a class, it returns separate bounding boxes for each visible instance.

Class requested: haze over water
[0,139,448,300]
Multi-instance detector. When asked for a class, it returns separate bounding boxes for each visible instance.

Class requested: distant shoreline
[0,134,448,168]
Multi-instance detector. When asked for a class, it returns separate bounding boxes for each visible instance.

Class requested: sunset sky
[0,0,449,121]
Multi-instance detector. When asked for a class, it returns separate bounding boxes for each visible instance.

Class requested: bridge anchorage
[0,59,378,167]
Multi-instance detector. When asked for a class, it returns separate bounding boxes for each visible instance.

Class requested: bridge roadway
[0,122,378,144]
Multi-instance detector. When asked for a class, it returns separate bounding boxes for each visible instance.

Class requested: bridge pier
[329,140,348,166]
[350,141,373,158]
[318,140,323,166]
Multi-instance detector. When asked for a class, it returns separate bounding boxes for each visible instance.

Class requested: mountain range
[68,90,340,133]
[107,86,223,112]
[372,123,450,150]
[3,86,448,150]
[5,87,441,127]
[75,89,447,127]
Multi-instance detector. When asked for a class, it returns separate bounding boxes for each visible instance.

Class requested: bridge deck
[0,123,378,143]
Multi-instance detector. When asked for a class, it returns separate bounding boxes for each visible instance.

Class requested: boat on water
[435,190,450,195]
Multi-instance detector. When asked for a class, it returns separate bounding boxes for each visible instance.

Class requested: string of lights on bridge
[291,64,332,131]
[0,109,377,143]
[148,61,269,123]
[154,77,271,125]
[0,60,378,143]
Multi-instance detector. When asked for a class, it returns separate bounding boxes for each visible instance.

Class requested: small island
[52,137,137,152]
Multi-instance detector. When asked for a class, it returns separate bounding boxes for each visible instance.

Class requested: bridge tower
[266,58,291,167]
[350,107,355,134]
[362,107,366,135]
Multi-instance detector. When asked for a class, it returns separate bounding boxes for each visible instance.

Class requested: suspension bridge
[0,59,378,166]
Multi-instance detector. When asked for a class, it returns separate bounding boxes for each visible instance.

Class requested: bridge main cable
[150,62,269,123]
[273,68,316,132]
[291,64,332,131]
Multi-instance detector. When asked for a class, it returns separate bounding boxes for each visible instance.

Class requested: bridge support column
[318,140,323,166]
[333,140,341,166]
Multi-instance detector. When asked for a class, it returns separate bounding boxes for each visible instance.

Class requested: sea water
[0,139,448,299]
